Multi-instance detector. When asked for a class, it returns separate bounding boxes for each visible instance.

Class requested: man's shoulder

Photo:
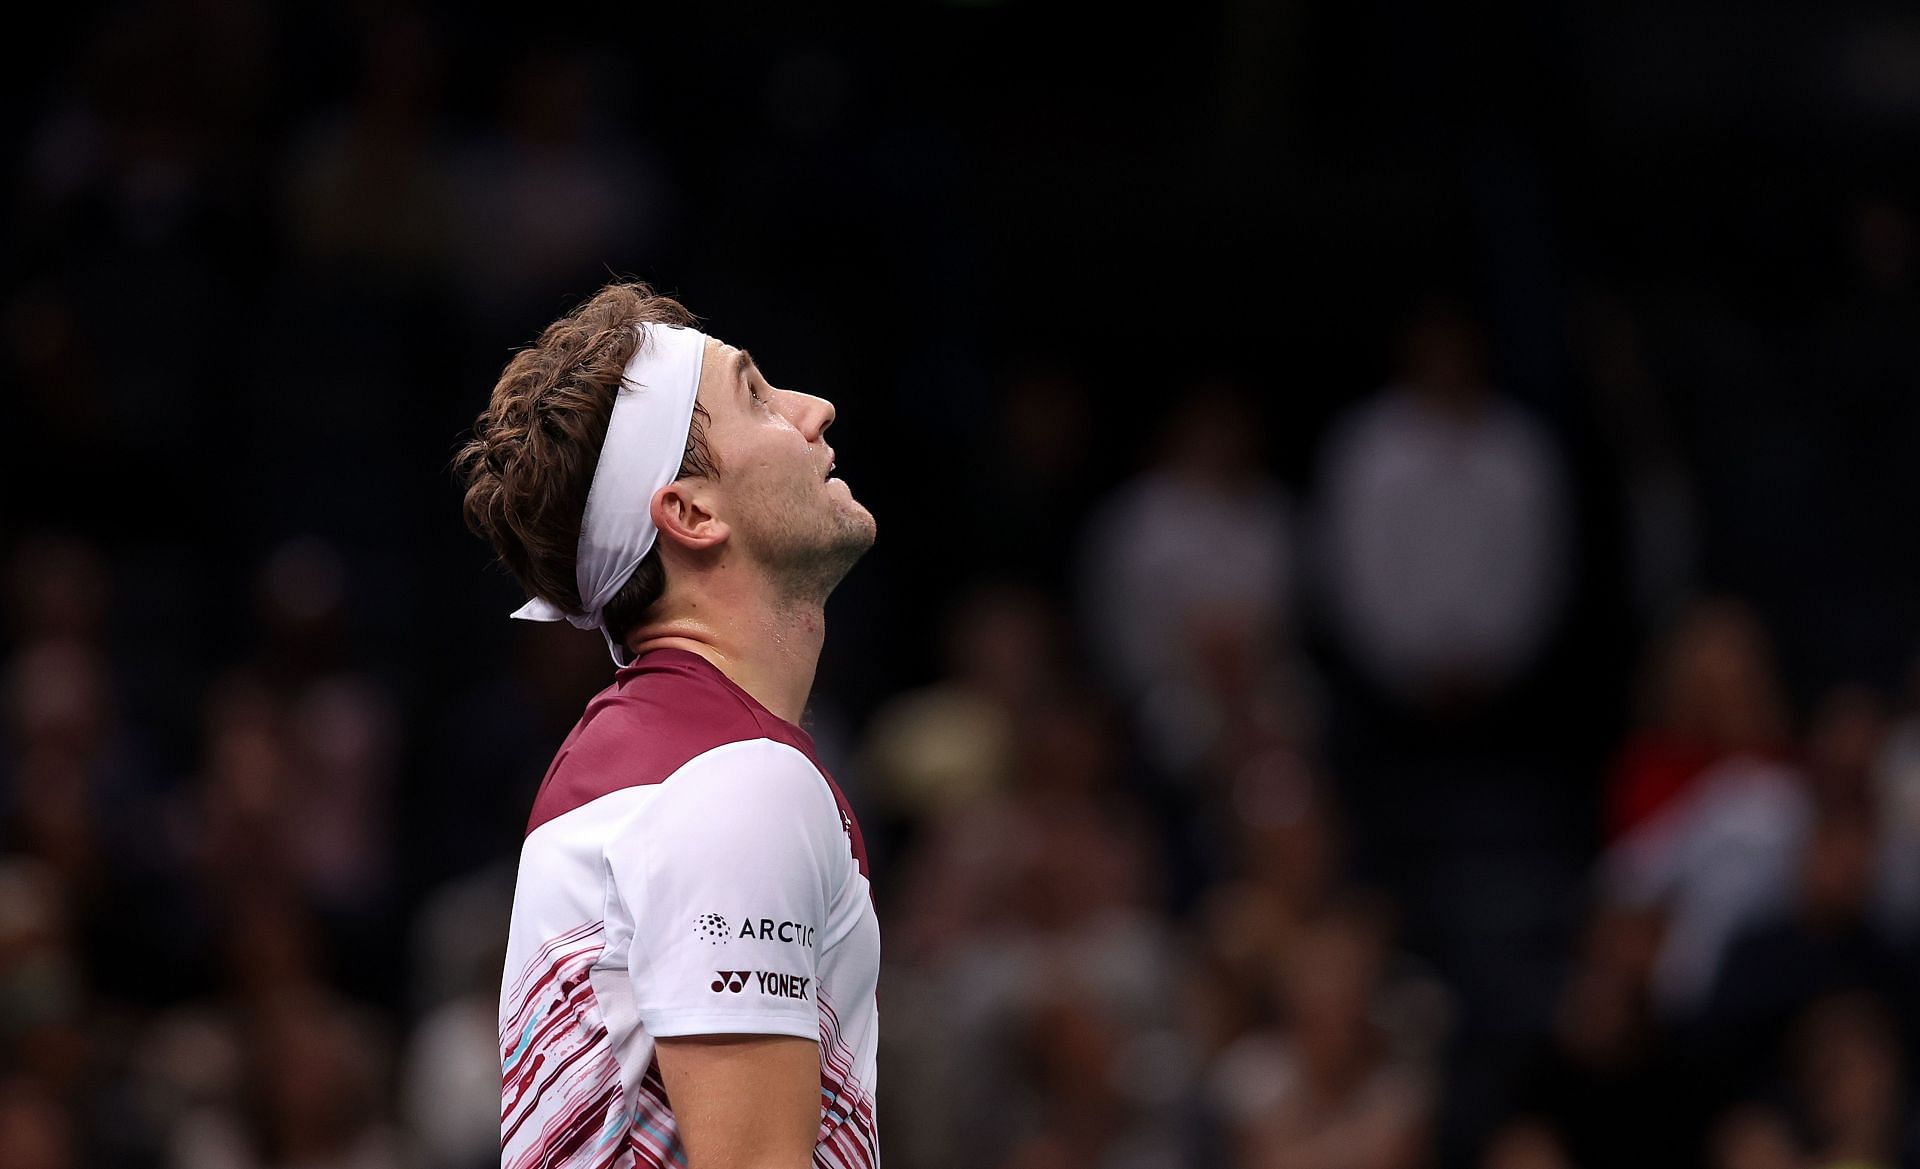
[525,650,798,836]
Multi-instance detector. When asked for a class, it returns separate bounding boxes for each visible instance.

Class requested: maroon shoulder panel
[523,649,870,877]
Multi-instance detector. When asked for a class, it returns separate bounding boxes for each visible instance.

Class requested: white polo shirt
[499,649,881,1168]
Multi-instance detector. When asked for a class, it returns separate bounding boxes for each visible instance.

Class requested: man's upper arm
[610,739,834,1037]
[604,739,836,1162]
[654,1033,819,1169]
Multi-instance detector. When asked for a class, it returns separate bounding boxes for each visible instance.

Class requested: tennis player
[457,282,880,1168]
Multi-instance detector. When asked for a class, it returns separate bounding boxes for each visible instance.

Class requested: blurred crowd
[7,3,1920,1169]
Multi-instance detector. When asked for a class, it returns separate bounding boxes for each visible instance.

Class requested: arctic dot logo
[710,971,750,993]
[694,913,729,945]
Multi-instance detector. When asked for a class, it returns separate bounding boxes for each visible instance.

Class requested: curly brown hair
[455,281,719,643]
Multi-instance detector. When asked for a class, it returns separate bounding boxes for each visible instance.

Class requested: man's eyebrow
[732,347,756,391]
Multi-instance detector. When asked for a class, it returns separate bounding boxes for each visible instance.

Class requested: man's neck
[627,593,826,726]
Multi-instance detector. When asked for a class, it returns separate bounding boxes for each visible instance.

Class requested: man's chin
[824,512,876,580]
[838,498,877,550]
[761,511,873,605]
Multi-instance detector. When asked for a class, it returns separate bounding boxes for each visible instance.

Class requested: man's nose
[783,391,836,440]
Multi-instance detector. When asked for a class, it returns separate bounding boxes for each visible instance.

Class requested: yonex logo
[694,913,729,944]
[708,970,811,1000]
[754,970,810,1000]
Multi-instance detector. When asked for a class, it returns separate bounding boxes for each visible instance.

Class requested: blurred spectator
[285,675,398,916]
[1600,599,1812,1017]
[1078,385,1296,701]
[175,539,404,1005]
[1695,803,1915,1104]
[1707,1104,1803,1169]
[1206,898,1440,1169]
[1079,385,1301,774]
[994,987,1190,1169]
[859,581,1066,825]
[448,48,667,331]
[1192,752,1346,1033]
[1797,686,1920,945]
[1511,904,1700,1168]
[0,1075,75,1169]
[1605,597,1794,839]
[1879,660,1920,938]
[399,994,495,1169]
[885,693,1165,974]
[1480,1119,1576,1169]
[0,863,86,1097]
[1786,994,1916,1169]
[284,12,455,285]
[881,693,1177,1169]
[2,627,184,1006]
[129,886,334,1164]
[399,866,511,1169]
[165,985,404,1169]
[5,641,118,891]
[1877,658,1920,805]
[1800,686,1889,818]
[1133,598,1319,788]
[1316,299,1570,716]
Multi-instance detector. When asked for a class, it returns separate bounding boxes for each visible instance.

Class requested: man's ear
[652,481,728,553]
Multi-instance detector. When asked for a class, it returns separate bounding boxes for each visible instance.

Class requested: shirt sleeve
[607,738,837,1040]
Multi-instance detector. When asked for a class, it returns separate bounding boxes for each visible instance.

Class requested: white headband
[509,323,707,665]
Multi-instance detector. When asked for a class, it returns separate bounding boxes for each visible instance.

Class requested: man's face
[688,336,875,601]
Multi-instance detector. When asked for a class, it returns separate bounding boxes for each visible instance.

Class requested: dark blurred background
[6,1,1920,1167]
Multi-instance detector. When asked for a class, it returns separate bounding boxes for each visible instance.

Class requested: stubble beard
[752,490,877,609]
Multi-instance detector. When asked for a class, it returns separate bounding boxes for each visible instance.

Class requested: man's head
[456,281,874,654]
[672,333,875,607]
